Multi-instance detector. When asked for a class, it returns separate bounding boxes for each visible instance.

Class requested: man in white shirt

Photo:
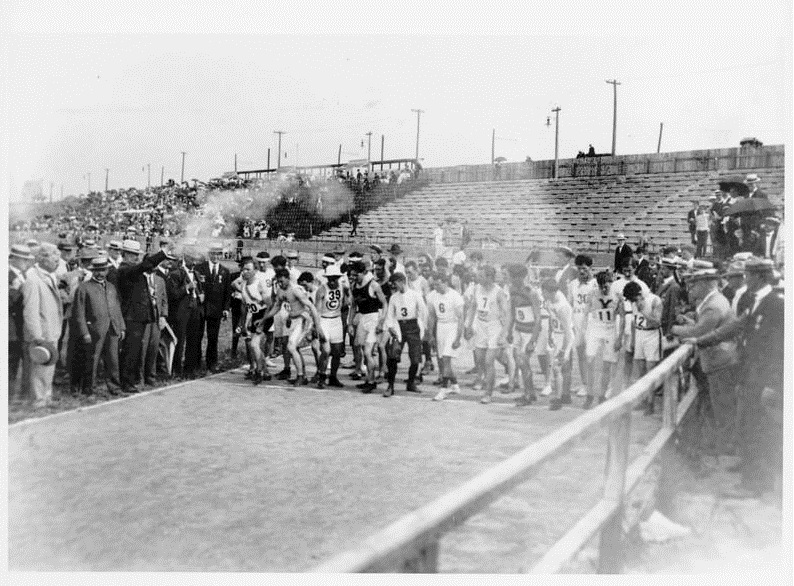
[567,254,597,400]
[384,271,427,397]
[622,281,663,412]
[428,273,465,401]
[433,221,445,260]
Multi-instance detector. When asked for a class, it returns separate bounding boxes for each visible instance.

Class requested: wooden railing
[313,343,697,574]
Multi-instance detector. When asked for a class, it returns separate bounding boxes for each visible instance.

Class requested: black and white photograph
[3,1,791,581]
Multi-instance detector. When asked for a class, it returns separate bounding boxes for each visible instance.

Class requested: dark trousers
[121,320,155,390]
[184,306,205,375]
[84,330,122,393]
[9,340,23,401]
[386,320,422,385]
[696,230,709,258]
[68,329,88,394]
[230,298,243,356]
[203,316,222,371]
[140,322,161,384]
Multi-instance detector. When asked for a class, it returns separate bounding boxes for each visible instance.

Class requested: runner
[567,254,598,399]
[314,264,348,389]
[540,278,574,411]
[428,272,465,401]
[464,264,510,404]
[347,259,388,394]
[384,272,428,397]
[237,258,274,384]
[262,268,325,386]
[583,270,621,408]
[622,280,663,410]
[506,264,544,407]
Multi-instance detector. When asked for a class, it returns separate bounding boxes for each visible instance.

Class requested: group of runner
[231,248,662,409]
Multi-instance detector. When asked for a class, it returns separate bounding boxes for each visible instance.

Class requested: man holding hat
[21,243,63,408]
[117,239,173,393]
[9,244,35,401]
[614,235,632,272]
[56,241,76,278]
[672,269,737,453]
[685,257,784,499]
[194,243,232,373]
[71,256,126,397]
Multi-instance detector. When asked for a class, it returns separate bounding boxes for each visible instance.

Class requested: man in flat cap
[9,245,36,402]
[685,257,784,500]
[194,243,231,373]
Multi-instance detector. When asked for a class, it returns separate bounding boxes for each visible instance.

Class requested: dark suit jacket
[167,266,203,321]
[195,261,231,318]
[687,209,697,234]
[72,278,125,340]
[698,287,784,390]
[748,188,768,200]
[9,269,25,342]
[614,244,633,271]
[116,250,168,323]
[656,277,682,335]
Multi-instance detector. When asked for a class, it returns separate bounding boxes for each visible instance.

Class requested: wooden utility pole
[267,148,271,170]
[180,152,186,183]
[337,144,342,166]
[552,107,561,179]
[491,128,496,165]
[366,131,373,171]
[411,108,424,161]
[161,166,164,186]
[234,153,237,173]
[87,172,91,193]
[147,163,151,188]
[105,168,109,192]
[657,122,664,154]
[380,134,385,170]
[606,79,621,156]
[273,130,286,169]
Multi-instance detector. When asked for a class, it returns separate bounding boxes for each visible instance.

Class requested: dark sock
[408,363,419,383]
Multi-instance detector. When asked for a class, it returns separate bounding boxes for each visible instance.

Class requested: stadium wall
[422,144,784,184]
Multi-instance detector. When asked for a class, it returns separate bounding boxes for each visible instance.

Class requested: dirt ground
[9,358,663,572]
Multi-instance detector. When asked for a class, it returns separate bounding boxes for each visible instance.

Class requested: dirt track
[9,369,660,572]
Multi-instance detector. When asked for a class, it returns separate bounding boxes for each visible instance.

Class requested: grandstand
[313,145,784,255]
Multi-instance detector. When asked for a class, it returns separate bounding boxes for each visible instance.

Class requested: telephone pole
[366,131,373,171]
[161,166,165,187]
[491,128,496,165]
[606,79,621,156]
[105,168,109,192]
[411,109,424,161]
[180,151,186,183]
[273,130,286,169]
[87,172,91,193]
[234,153,237,173]
[551,107,561,179]
[657,122,664,154]
[147,163,151,189]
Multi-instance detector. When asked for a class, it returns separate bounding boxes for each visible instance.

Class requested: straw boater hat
[687,268,720,283]
[90,257,110,271]
[107,240,123,251]
[26,239,39,248]
[321,254,336,265]
[744,257,774,273]
[209,243,224,254]
[122,240,142,254]
[369,244,383,255]
[30,340,58,366]
[255,251,270,260]
[79,247,99,261]
[745,173,760,183]
[286,250,299,259]
[616,233,626,240]
[57,241,74,252]
[9,244,35,260]
[723,261,746,277]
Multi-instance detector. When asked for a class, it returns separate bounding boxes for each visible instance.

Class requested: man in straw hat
[744,173,766,199]
[21,243,63,408]
[672,269,737,455]
[684,257,784,500]
[9,245,36,401]
[71,256,126,397]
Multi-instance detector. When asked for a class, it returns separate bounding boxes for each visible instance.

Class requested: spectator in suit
[168,252,204,378]
[720,261,745,305]
[9,244,36,402]
[695,204,711,258]
[744,173,767,199]
[21,243,64,408]
[687,258,784,500]
[754,216,781,261]
[153,253,174,380]
[195,243,231,372]
[672,270,737,452]
[613,234,632,272]
[106,240,123,286]
[687,200,698,246]
[656,258,682,339]
[140,258,169,385]
[116,240,171,393]
[62,247,97,394]
[709,191,728,259]
[71,256,125,397]
[56,241,76,277]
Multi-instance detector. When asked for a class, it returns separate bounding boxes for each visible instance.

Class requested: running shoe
[327,377,345,388]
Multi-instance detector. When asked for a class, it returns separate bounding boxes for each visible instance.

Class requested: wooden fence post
[597,410,631,573]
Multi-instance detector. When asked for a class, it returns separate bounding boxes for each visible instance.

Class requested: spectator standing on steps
[614,234,632,272]
[695,204,711,258]
[687,200,698,246]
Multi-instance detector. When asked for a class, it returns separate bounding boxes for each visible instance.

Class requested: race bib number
[438,302,446,314]
[400,307,409,318]
[477,297,489,320]
[326,288,342,310]
[550,315,561,333]
[597,309,613,322]
[515,307,533,323]
[635,314,647,329]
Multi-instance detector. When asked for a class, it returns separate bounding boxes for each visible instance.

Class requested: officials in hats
[389,244,406,275]
[720,261,746,305]
[21,243,64,408]
[194,244,231,373]
[752,215,781,261]
[116,239,173,393]
[614,234,633,272]
[71,256,125,397]
[672,269,737,452]
[56,241,76,277]
[140,257,170,385]
[9,245,36,402]
[657,258,683,338]
[684,257,784,499]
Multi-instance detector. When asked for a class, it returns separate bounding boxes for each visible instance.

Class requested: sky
[2,2,792,201]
